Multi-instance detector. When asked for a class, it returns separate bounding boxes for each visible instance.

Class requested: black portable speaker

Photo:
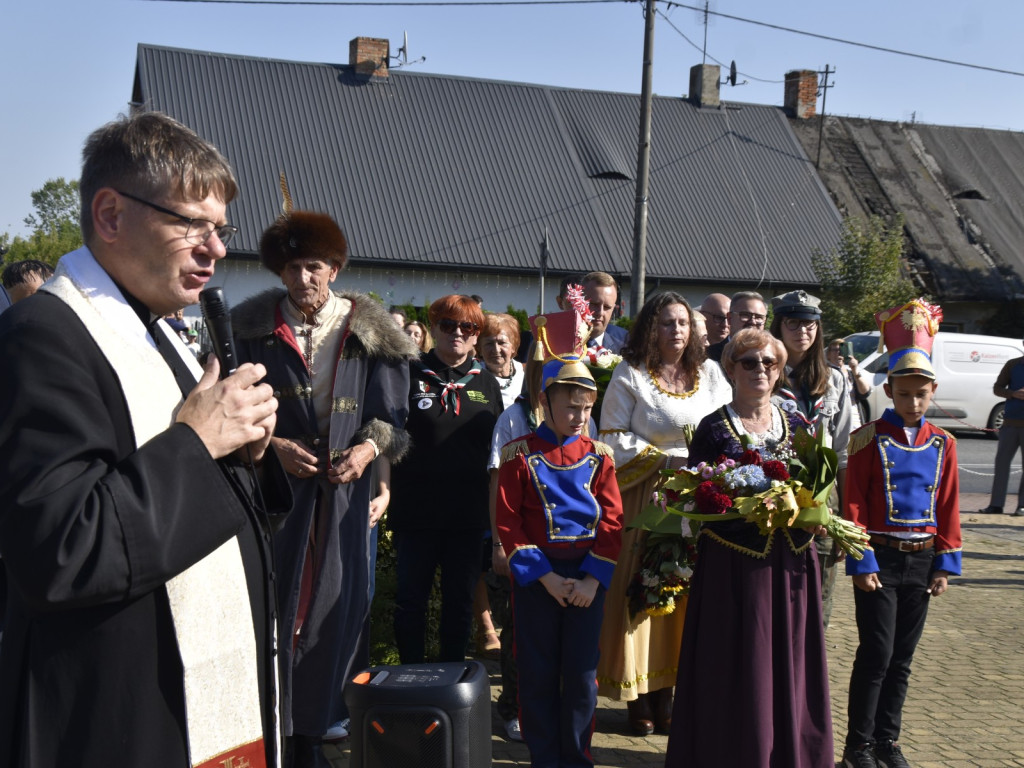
[344,661,492,768]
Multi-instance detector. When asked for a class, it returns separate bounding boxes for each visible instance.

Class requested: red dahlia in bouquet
[631,428,869,559]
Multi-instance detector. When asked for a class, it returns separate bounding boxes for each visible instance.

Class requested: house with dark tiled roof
[784,70,1024,333]
[131,41,843,315]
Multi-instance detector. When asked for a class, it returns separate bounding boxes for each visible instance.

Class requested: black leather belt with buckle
[869,534,934,553]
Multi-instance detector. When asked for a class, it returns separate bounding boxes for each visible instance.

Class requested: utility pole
[630,0,656,316]
[815,64,835,169]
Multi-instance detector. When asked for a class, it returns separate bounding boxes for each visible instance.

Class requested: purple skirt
[664,530,833,768]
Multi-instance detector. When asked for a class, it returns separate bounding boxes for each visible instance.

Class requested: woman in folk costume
[595,291,731,735]
[232,208,418,765]
[664,328,834,768]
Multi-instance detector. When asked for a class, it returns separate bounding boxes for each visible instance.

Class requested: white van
[846,331,1023,435]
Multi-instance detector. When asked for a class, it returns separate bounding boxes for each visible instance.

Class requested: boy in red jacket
[842,300,962,768]
[496,348,623,768]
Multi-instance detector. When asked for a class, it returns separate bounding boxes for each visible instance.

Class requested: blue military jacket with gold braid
[844,408,962,576]
[496,423,623,588]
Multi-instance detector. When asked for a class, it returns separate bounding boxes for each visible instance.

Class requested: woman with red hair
[389,295,505,663]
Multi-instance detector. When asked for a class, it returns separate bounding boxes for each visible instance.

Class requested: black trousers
[284,734,331,768]
[846,545,934,746]
[393,527,485,663]
[0,560,6,646]
[513,556,605,768]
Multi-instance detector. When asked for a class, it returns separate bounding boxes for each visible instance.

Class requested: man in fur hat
[232,211,417,766]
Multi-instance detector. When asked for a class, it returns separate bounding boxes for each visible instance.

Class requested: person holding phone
[827,337,873,429]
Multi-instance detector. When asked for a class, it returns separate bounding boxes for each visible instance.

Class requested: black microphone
[199,286,238,379]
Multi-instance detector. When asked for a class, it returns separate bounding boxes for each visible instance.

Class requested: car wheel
[987,402,1005,438]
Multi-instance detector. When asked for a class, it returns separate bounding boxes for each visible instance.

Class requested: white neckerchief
[43,247,269,768]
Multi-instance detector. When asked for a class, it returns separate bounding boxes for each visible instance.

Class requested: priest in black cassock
[0,112,291,768]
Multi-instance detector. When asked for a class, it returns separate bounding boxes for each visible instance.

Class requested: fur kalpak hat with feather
[258,211,348,275]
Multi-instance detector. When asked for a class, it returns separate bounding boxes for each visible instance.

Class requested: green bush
[369,526,442,666]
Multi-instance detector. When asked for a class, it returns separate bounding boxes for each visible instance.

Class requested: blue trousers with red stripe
[512,556,605,768]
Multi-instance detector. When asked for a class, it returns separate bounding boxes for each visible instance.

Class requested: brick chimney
[784,70,817,119]
[688,64,720,108]
[349,37,389,78]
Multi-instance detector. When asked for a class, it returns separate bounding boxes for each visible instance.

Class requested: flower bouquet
[626,531,698,619]
[630,427,869,559]
[582,345,622,400]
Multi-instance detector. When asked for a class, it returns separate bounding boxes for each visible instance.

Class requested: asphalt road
[954,429,1007,497]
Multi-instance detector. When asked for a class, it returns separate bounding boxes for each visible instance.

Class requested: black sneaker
[977,505,1004,514]
[875,740,911,768]
[843,742,879,768]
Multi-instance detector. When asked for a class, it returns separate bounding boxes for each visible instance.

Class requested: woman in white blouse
[480,313,526,411]
[596,292,731,735]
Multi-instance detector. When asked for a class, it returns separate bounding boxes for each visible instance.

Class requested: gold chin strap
[533,317,579,364]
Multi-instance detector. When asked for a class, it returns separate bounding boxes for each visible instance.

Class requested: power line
[147,0,1024,79]
[655,7,782,83]
[663,1,1024,78]
[143,0,620,5]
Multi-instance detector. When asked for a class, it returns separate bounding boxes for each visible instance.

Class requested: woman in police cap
[769,289,853,627]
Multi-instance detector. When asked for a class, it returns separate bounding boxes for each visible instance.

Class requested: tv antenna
[701,0,709,66]
[392,31,426,68]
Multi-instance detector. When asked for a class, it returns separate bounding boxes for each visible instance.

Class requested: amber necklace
[649,361,700,399]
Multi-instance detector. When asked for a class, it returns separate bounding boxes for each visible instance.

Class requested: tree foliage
[505,303,529,330]
[811,215,920,337]
[2,178,83,268]
[24,178,80,232]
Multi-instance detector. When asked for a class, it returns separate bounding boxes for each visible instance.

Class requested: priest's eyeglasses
[117,190,239,247]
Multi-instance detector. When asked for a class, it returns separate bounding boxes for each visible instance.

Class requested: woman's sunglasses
[438,318,480,335]
[734,356,779,371]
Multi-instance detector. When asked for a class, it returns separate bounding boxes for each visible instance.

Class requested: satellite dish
[729,60,737,87]
[399,31,408,65]
[391,30,425,68]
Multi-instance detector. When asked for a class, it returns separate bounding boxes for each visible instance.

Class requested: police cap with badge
[770,289,823,320]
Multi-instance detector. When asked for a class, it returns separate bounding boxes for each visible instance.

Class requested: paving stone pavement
[326,493,1024,767]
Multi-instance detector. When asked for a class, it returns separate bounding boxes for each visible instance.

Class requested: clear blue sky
[3,0,1022,238]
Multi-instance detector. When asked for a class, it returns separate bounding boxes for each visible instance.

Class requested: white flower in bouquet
[590,351,622,369]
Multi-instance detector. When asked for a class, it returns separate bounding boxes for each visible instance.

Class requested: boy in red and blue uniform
[842,300,962,768]
[496,354,622,768]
